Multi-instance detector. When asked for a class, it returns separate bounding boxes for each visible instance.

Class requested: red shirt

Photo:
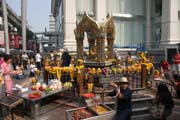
[160,61,169,70]
[173,53,180,64]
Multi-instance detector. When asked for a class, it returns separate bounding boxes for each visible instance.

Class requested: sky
[6,0,51,32]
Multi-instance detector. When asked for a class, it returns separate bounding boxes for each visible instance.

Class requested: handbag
[150,103,165,119]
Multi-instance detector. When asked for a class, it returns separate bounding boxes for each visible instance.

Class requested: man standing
[61,48,71,83]
[21,52,28,70]
[108,77,132,120]
[35,50,42,70]
[61,48,71,67]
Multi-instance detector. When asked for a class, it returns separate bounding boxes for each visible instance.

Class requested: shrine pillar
[96,32,105,62]
[76,39,84,59]
[88,39,96,60]
[107,35,114,59]
[75,31,84,59]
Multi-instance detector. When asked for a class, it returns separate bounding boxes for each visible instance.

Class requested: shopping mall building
[51,0,180,61]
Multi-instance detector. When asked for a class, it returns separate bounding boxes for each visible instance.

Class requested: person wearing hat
[108,77,132,120]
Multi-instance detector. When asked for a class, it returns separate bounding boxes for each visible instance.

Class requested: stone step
[132,107,150,116]
[131,113,152,120]
[174,98,180,105]
[106,104,151,115]
[106,94,154,117]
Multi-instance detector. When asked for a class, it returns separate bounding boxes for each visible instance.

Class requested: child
[15,63,24,79]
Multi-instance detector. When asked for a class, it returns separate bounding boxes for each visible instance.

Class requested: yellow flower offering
[56,68,61,80]
[123,67,127,73]
[77,59,83,65]
[76,65,84,73]
[131,65,136,72]
[97,68,102,75]
[88,83,93,93]
[91,68,96,75]
[112,67,117,74]
[117,68,122,74]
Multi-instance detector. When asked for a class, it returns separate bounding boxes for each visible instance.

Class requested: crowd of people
[0,48,180,120]
[0,48,72,91]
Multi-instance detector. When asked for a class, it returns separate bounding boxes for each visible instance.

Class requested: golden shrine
[74,12,115,64]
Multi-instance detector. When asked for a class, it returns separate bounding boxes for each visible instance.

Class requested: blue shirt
[108,88,132,115]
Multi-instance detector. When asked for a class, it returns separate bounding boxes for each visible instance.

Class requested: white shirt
[30,64,37,73]
[35,53,42,62]
[22,54,28,61]
[50,53,54,61]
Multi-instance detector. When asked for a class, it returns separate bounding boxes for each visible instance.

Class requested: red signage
[0,31,4,46]
[14,34,19,48]
[8,31,13,46]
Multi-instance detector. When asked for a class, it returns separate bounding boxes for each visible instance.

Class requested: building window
[106,0,145,48]
[76,0,95,24]
[114,18,144,47]
[155,0,162,16]
[179,11,180,40]
[106,0,145,16]
[76,0,95,15]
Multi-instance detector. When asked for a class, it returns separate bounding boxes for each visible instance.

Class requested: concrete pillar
[95,0,106,22]
[2,0,9,54]
[161,0,179,46]
[64,0,76,51]
[145,0,151,50]
[21,0,27,52]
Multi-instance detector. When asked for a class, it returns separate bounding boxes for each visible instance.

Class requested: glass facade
[76,0,94,13]
[179,0,180,40]
[150,0,162,48]
[179,21,180,41]
[106,0,144,15]
[56,0,64,32]
[179,14,180,41]
[106,0,145,47]
[76,0,95,20]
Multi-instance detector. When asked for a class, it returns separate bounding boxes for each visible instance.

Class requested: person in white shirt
[29,60,37,77]
[21,52,29,70]
[35,51,42,70]
[50,50,54,61]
